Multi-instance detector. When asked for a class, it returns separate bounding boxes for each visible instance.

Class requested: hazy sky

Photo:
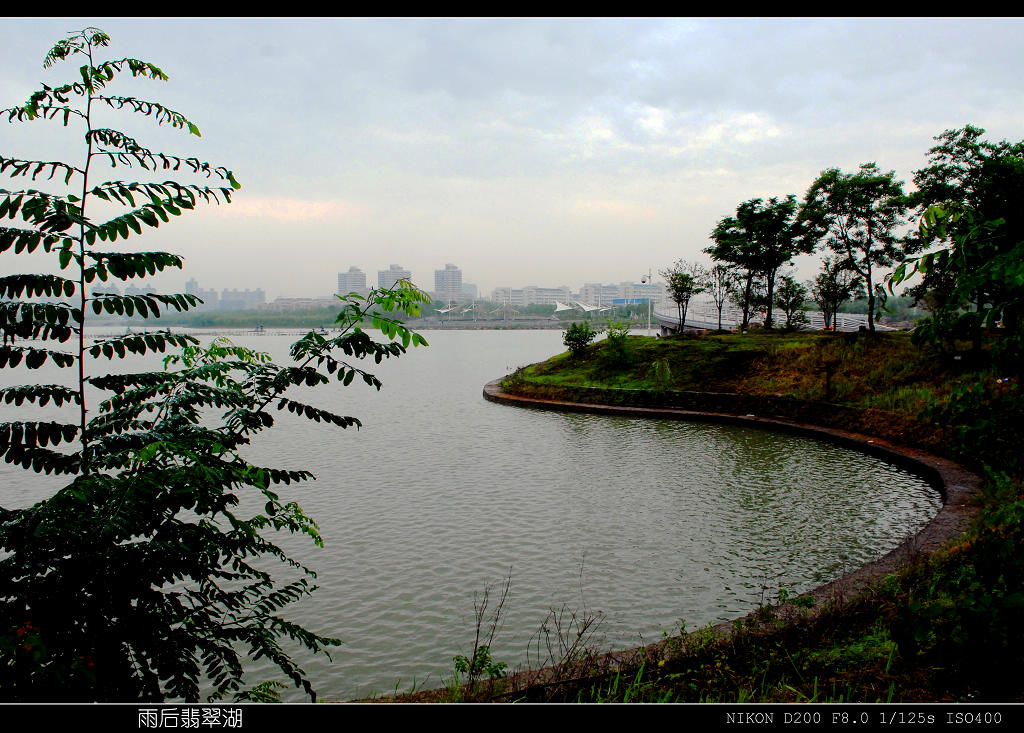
[3,17,1022,300]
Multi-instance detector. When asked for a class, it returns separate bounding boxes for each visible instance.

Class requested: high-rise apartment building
[378,264,412,289]
[434,263,463,301]
[337,266,368,294]
[185,277,219,309]
[220,288,265,311]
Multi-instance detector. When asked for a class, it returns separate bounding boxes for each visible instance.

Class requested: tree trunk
[865,277,876,331]
[972,294,986,354]
[741,272,753,330]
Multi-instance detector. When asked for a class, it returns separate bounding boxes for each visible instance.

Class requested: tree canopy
[892,126,1024,359]
[773,273,809,330]
[660,259,705,330]
[799,163,910,332]
[707,195,810,330]
[809,256,857,330]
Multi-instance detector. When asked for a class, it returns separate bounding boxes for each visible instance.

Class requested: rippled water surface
[0,328,941,700]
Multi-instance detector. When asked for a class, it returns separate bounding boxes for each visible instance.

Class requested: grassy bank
[406,330,1023,703]
[502,331,1001,455]
[510,331,972,414]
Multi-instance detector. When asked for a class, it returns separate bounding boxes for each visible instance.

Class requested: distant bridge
[651,304,894,335]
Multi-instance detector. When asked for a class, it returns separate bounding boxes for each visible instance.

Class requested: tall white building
[378,264,412,289]
[185,277,219,309]
[434,263,463,301]
[337,266,368,294]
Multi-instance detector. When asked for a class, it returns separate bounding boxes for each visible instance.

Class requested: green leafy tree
[563,321,597,357]
[703,263,735,332]
[772,273,809,330]
[893,204,1023,364]
[809,256,856,330]
[0,28,430,702]
[799,163,911,332]
[892,125,1024,357]
[724,272,767,329]
[903,259,960,315]
[909,125,1024,250]
[707,196,811,330]
[708,217,757,330]
[659,260,706,331]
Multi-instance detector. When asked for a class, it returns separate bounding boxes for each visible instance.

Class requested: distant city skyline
[4,19,1022,302]
[184,266,671,308]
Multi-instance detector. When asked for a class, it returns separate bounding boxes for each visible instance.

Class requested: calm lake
[0,328,941,700]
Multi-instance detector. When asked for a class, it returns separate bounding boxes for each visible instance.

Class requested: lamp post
[640,268,653,337]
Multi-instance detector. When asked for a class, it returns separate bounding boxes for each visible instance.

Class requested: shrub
[563,321,597,357]
[602,319,633,367]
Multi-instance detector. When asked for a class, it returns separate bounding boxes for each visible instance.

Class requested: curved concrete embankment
[483,378,980,652]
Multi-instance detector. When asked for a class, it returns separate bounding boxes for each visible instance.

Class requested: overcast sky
[3,17,1022,300]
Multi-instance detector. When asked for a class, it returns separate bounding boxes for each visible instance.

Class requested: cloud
[580,115,617,143]
[573,199,658,219]
[664,111,782,153]
[5,18,1020,299]
[371,127,454,146]
[210,197,363,223]
[710,112,782,145]
[634,105,667,136]
[565,108,784,167]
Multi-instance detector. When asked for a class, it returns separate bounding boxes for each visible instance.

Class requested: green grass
[501,331,1003,458]
[516,331,981,412]
[521,333,766,392]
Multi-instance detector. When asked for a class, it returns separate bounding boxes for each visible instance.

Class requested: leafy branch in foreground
[0,26,430,702]
[889,126,1024,365]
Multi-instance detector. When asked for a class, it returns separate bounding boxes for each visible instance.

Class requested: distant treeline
[109,306,343,329]
[97,302,659,329]
[92,297,928,330]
